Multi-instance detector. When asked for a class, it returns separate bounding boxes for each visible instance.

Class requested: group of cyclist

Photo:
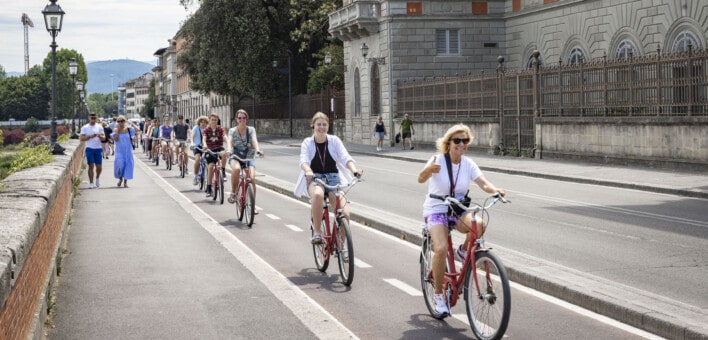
[139,109,507,320]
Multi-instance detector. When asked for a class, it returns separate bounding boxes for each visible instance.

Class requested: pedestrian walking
[373,116,386,151]
[111,115,134,188]
[400,113,415,150]
[79,113,105,189]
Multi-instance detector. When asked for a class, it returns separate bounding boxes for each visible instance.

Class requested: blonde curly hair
[436,124,473,154]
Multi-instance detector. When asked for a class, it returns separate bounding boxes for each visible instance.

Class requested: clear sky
[0,0,198,74]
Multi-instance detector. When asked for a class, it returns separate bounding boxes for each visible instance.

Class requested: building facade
[121,73,153,118]
[329,0,708,144]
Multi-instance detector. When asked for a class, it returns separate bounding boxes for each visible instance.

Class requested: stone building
[329,0,708,145]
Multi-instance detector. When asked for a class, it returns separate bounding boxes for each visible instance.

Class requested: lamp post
[69,58,78,138]
[76,80,84,127]
[42,0,65,154]
[273,57,292,138]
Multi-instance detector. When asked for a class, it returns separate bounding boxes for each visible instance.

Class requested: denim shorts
[312,173,341,194]
[228,155,255,168]
[375,132,385,140]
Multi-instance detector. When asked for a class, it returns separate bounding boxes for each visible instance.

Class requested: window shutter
[449,30,459,54]
[436,30,447,54]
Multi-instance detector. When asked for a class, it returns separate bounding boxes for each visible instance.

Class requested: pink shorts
[424,213,458,230]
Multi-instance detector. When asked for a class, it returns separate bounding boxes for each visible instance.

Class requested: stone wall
[0,140,82,339]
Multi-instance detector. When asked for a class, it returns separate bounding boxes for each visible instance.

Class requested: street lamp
[76,80,84,127]
[361,43,386,65]
[273,57,292,138]
[42,0,65,154]
[69,58,78,138]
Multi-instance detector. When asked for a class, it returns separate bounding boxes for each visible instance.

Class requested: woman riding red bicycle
[227,109,263,209]
[295,112,363,244]
[417,123,506,317]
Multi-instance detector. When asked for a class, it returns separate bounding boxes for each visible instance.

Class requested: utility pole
[21,13,34,74]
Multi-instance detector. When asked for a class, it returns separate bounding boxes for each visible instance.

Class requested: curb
[252,142,708,340]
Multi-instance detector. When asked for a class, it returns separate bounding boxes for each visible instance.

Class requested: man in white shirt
[79,113,106,189]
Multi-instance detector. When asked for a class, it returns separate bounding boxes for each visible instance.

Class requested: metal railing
[397,47,708,155]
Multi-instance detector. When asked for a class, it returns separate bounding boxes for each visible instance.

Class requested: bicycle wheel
[198,162,205,190]
[335,218,354,286]
[464,251,511,340]
[311,219,329,272]
[420,236,449,320]
[211,168,218,201]
[235,180,245,221]
[218,169,225,204]
[179,154,185,178]
[165,151,171,170]
[154,150,159,166]
[244,182,255,227]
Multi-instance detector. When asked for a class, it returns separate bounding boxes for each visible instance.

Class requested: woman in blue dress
[111,115,135,187]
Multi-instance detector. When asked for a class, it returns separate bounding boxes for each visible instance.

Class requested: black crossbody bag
[444,153,471,216]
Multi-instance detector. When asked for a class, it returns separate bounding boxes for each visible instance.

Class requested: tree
[142,79,156,118]
[176,0,340,100]
[41,49,88,120]
[0,75,49,121]
[307,45,345,94]
[0,64,5,79]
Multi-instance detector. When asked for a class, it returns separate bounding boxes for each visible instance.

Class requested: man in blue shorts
[80,113,106,189]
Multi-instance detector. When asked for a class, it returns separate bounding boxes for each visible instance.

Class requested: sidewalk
[47,155,353,339]
[257,135,708,339]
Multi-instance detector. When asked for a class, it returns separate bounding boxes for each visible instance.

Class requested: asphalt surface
[47,137,708,339]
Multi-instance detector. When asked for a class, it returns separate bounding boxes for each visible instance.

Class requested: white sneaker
[88,183,95,189]
[193,175,199,185]
[95,179,101,188]
[434,293,450,316]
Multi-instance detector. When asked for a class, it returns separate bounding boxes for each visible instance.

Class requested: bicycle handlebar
[313,176,363,193]
[429,193,510,213]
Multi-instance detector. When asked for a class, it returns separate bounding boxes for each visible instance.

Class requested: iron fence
[397,47,708,155]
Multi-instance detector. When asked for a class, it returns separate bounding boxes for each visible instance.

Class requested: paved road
[46,138,708,339]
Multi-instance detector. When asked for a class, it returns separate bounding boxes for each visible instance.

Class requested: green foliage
[177,0,338,99]
[0,64,5,79]
[41,49,88,120]
[0,153,13,181]
[0,129,3,145]
[24,117,40,132]
[307,45,345,94]
[9,142,53,175]
[0,74,49,121]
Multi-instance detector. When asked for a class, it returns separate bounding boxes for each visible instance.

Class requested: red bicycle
[203,149,225,204]
[420,194,511,340]
[311,176,363,286]
[229,154,258,227]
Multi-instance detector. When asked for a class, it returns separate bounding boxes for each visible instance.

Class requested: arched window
[616,39,639,59]
[354,68,361,117]
[370,64,381,116]
[672,30,701,52]
[568,46,586,65]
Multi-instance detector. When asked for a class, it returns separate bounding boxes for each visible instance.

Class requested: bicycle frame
[313,177,361,259]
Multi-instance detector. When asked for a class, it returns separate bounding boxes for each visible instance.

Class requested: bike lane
[47,155,355,339]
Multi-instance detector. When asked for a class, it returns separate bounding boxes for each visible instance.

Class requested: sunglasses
[237,116,247,120]
[117,120,125,123]
[451,138,470,145]
[89,116,96,119]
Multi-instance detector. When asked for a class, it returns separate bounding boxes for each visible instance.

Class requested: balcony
[329,1,381,41]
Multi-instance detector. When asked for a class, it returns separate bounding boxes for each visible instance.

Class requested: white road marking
[137,160,358,339]
[285,224,304,232]
[265,213,280,220]
[354,258,372,268]
[383,278,422,296]
[510,281,663,340]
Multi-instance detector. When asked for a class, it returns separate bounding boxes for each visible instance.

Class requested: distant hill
[86,59,155,94]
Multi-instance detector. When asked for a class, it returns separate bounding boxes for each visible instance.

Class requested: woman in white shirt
[417,123,506,317]
[295,112,363,244]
